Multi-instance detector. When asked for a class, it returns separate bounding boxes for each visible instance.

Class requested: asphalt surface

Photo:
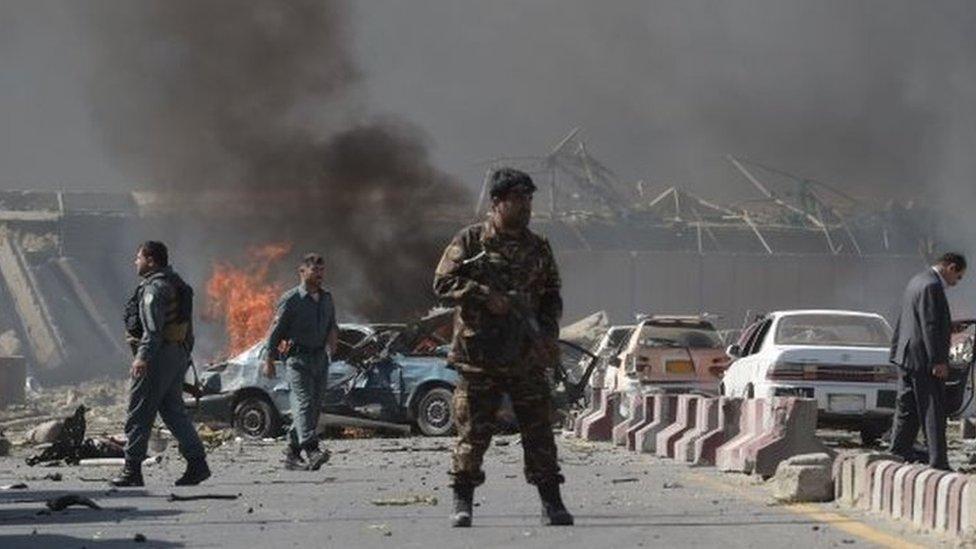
[0,433,946,548]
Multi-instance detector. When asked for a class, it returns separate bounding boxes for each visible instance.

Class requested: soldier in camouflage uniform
[112,241,210,487]
[433,167,573,527]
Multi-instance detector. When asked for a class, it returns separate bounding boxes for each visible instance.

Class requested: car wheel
[415,387,456,436]
[233,396,282,439]
[745,384,755,399]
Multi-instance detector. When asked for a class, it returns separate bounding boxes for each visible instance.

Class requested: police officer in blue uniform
[264,253,338,471]
[112,241,210,487]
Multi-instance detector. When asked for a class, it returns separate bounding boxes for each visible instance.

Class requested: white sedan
[720,310,898,444]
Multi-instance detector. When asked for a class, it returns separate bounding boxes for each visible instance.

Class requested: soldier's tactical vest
[123,272,193,352]
[161,273,193,344]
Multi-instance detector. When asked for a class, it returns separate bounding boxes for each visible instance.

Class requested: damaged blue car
[185,311,460,438]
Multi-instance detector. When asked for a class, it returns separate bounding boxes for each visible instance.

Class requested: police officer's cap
[489,167,536,199]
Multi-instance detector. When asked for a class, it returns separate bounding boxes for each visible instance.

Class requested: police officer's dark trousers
[124,342,206,465]
[889,356,949,470]
[286,349,328,452]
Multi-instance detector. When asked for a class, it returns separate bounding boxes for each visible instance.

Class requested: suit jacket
[889,269,952,370]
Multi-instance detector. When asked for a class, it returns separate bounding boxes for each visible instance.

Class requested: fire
[205,243,292,356]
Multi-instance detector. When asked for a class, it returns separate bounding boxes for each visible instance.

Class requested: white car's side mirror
[726,344,741,359]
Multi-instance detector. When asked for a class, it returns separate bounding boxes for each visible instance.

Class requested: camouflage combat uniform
[433,220,564,488]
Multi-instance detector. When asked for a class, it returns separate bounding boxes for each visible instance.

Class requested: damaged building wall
[557,251,923,328]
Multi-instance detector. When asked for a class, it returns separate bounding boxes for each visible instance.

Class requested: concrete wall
[557,251,924,328]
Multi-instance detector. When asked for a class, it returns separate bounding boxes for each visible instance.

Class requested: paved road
[0,435,941,548]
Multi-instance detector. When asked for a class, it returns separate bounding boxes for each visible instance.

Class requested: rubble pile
[0,377,129,440]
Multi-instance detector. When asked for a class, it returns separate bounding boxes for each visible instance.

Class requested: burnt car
[186,311,460,438]
[186,310,599,439]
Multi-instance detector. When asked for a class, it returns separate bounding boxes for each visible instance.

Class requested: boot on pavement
[450,484,474,527]
[282,445,307,471]
[538,482,573,526]
[110,462,144,488]
[305,447,331,471]
[175,458,211,486]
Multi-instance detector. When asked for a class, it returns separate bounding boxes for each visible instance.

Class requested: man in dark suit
[889,252,967,470]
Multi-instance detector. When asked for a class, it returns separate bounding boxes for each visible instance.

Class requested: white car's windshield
[774,314,890,347]
[638,323,723,349]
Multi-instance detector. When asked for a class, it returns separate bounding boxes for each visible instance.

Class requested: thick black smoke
[79,1,469,320]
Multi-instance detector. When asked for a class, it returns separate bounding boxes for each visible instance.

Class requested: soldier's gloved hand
[262,357,277,378]
[486,292,511,316]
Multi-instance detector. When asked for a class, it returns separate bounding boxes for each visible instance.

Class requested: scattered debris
[611,477,639,484]
[79,455,161,468]
[46,494,101,511]
[26,472,62,482]
[0,430,10,456]
[770,453,834,503]
[1,483,27,490]
[368,523,393,537]
[370,494,438,506]
[376,445,449,453]
[25,418,64,445]
[662,481,683,489]
[167,493,240,502]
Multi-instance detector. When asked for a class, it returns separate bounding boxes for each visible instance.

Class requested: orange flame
[205,243,292,356]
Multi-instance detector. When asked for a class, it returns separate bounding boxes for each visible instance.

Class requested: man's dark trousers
[890,358,949,470]
[124,342,206,465]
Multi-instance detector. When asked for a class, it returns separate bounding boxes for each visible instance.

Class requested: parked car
[186,310,460,438]
[720,309,897,444]
[606,315,730,396]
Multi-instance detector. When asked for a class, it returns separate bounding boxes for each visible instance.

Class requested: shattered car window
[638,322,722,349]
[774,314,891,347]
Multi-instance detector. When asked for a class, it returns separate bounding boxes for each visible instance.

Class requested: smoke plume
[79,1,469,321]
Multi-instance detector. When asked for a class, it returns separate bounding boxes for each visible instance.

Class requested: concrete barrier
[634,394,677,454]
[574,388,602,437]
[716,398,767,472]
[580,391,621,442]
[674,397,719,463]
[692,397,743,466]
[742,398,829,478]
[625,393,658,451]
[838,457,972,538]
[656,395,700,459]
[612,393,643,447]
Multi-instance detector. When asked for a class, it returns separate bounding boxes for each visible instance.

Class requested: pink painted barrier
[574,388,602,437]
[674,397,719,463]
[625,393,658,451]
[744,397,829,478]
[581,391,620,442]
[612,393,643,447]
[715,398,767,472]
[655,395,700,459]
[634,394,677,454]
[693,397,743,466]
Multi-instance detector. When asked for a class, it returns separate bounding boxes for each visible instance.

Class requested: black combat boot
[174,458,211,486]
[282,445,307,471]
[450,484,474,527]
[538,482,574,526]
[110,462,144,488]
[305,447,331,471]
